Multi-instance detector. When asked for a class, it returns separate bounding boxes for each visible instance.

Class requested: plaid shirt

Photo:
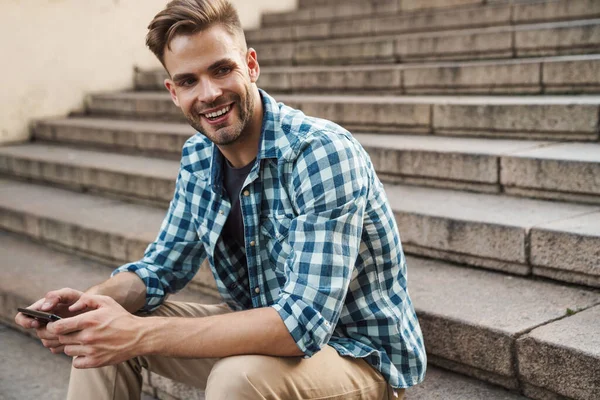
[113,90,426,388]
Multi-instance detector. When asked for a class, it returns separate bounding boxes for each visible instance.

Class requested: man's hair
[146,0,246,66]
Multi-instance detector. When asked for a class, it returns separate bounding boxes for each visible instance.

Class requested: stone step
[1,232,597,399]
[0,324,72,400]
[248,0,599,43]
[1,177,599,288]
[355,134,600,204]
[409,257,600,397]
[85,91,600,141]
[15,131,600,205]
[263,0,513,27]
[0,180,218,296]
[137,55,600,95]
[0,143,180,206]
[31,117,194,160]
[253,19,600,65]
[386,184,600,287]
[295,0,489,14]
[0,232,214,400]
[0,316,529,400]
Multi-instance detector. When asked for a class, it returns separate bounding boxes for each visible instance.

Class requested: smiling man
[14,0,426,399]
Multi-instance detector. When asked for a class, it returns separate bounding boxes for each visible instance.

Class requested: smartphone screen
[17,308,61,322]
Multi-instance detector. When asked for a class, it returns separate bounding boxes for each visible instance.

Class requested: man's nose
[197,78,222,104]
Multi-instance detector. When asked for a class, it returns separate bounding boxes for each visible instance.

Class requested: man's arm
[49,293,302,369]
[85,272,147,313]
[142,307,304,358]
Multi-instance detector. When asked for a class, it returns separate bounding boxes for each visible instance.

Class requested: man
[15,0,426,398]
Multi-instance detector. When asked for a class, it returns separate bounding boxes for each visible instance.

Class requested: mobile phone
[17,307,61,322]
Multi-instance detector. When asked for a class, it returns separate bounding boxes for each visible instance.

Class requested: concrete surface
[0,143,179,204]
[33,117,194,158]
[137,55,600,95]
[530,212,600,287]
[517,305,600,400]
[0,179,165,264]
[86,91,600,139]
[0,324,73,400]
[387,184,600,276]
[501,142,600,198]
[253,19,600,65]
[409,256,600,388]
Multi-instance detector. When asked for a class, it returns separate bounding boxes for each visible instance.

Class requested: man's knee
[205,354,273,399]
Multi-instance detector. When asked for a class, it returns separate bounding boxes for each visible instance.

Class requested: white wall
[0,0,296,144]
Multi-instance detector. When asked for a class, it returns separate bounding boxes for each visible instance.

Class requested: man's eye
[180,78,196,87]
[216,67,231,76]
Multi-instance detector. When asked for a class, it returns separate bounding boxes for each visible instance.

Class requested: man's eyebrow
[207,58,236,72]
[172,72,196,82]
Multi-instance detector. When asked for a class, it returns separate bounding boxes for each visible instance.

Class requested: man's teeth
[204,105,231,119]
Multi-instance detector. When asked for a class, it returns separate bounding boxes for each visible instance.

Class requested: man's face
[163,25,260,146]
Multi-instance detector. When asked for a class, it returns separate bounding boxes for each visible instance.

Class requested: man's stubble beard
[185,84,254,146]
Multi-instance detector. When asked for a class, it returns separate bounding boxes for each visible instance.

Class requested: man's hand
[14,288,85,354]
[47,294,145,369]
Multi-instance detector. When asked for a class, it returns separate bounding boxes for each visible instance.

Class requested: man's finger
[41,339,61,348]
[42,288,83,311]
[50,345,65,355]
[68,294,109,314]
[35,326,56,340]
[47,314,87,336]
[64,344,87,358]
[15,298,46,329]
[58,331,86,346]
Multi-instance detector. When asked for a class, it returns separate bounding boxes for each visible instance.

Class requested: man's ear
[164,79,181,107]
[247,48,260,83]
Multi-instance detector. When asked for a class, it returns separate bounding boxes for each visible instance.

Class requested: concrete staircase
[1,0,599,398]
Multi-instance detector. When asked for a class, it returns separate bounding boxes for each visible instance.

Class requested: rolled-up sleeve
[271,132,368,356]
[112,166,206,312]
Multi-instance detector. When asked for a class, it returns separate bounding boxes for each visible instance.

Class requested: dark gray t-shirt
[222,157,255,253]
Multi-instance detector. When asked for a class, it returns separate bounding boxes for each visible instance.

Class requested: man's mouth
[201,104,233,123]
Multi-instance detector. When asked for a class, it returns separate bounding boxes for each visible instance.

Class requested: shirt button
[219,210,224,215]
[250,240,256,247]
[254,287,260,294]
[243,190,250,197]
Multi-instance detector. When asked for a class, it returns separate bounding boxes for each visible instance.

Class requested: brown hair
[146,0,245,66]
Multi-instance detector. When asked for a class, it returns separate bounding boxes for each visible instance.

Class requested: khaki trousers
[67,301,406,400]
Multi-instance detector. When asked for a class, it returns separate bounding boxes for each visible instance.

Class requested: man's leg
[66,301,232,400]
[205,345,406,400]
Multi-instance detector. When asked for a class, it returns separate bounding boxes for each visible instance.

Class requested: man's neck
[217,88,264,168]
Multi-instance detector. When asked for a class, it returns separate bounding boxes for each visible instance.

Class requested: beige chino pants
[67,301,405,400]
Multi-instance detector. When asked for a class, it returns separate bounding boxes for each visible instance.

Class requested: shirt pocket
[260,214,293,276]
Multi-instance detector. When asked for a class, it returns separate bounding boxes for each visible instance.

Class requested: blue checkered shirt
[113,90,426,388]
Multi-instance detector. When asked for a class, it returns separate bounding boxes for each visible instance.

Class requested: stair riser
[295,0,485,14]
[420,316,518,389]
[0,209,219,295]
[252,4,510,42]
[255,24,600,66]
[86,96,600,141]
[0,160,174,207]
[250,0,599,42]
[137,58,600,96]
[33,122,188,160]
[262,59,600,95]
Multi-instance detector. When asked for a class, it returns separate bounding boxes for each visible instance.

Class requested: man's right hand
[14,288,85,354]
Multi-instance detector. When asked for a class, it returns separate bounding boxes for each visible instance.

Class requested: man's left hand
[47,294,145,369]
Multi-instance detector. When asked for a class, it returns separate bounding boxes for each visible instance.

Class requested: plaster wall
[0,0,296,144]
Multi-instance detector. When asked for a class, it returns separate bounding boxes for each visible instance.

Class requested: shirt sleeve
[271,132,369,357]
[112,165,206,312]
